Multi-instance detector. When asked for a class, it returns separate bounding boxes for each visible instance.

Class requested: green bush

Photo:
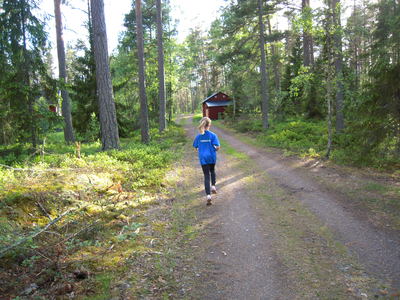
[224,116,327,157]
[332,131,400,169]
[258,120,327,152]
[224,115,400,169]
[235,119,263,133]
[0,123,186,193]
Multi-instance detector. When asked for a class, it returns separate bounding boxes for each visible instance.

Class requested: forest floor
[178,115,400,299]
[2,116,399,299]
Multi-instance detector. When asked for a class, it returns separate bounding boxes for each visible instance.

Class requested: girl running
[193,117,221,206]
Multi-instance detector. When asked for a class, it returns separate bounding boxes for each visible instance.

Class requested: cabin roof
[205,100,233,107]
[202,92,230,103]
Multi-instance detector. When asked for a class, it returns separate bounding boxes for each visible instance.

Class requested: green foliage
[257,119,327,155]
[0,122,186,294]
[192,114,203,124]
[75,112,100,142]
[225,115,327,156]
[68,40,98,140]
[0,0,55,146]
[112,0,178,128]
[116,223,143,241]
[234,118,264,133]
[35,96,64,134]
[330,0,400,168]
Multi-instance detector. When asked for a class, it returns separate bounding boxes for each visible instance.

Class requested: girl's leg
[209,164,216,186]
[201,164,211,195]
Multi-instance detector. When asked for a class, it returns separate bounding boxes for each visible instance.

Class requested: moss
[0,123,189,298]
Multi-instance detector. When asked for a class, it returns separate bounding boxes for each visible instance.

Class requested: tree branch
[0,209,73,258]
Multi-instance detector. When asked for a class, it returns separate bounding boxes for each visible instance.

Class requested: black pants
[201,164,216,195]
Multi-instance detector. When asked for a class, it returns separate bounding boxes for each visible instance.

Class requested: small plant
[21,255,40,268]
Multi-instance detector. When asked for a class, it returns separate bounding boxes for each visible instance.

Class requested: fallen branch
[36,201,53,221]
[59,219,99,244]
[0,209,73,259]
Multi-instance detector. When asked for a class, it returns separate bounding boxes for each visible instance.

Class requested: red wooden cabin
[202,92,233,120]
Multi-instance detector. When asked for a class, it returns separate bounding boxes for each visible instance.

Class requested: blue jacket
[193,130,220,165]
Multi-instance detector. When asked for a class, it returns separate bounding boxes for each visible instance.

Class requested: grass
[0,123,193,298]
[192,113,203,124]
[363,182,387,192]
[219,138,248,160]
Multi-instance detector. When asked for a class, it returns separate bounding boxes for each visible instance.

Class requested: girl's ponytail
[198,117,211,134]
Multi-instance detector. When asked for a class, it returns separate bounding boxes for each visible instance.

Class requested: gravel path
[183,120,291,299]
[210,125,400,289]
[181,116,399,299]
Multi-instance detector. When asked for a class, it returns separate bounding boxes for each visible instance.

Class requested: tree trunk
[167,82,173,122]
[267,15,280,92]
[156,0,166,132]
[325,9,334,158]
[302,0,314,67]
[258,0,270,129]
[54,0,75,143]
[21,0,36,149]
[90,0,120,150]
[135,0,150,144]
[332,0,345,132]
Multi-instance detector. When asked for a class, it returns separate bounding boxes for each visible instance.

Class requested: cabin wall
[202,92,232,119]
[208,106,226,120]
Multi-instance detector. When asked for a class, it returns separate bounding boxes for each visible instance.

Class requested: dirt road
[180,116,399,299]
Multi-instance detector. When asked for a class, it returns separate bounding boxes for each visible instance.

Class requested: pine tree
[90,0,120,150]
[54,0,75,143]
[258,0,270,129]
[135,0,150,144]
[156,0,167,132]
[0,0,49,147]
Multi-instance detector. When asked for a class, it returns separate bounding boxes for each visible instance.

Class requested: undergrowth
[221,115,400,171]
[0,123,188,298]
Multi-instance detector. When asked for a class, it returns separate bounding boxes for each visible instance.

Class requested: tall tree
[0,0,50,147]
[258,0,270,129]
[90,0,120,150]
[267,15,281,93]
[135,0,150,143]
[156,0,166,132]
[324,4,334,158]
[331,0,345,132]
[21,0,37,148]
[302,0,314,67]
[54,0,75,143]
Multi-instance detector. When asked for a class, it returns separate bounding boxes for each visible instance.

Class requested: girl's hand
[214,146,220,151]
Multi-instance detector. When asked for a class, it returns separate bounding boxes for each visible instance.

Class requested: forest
[0,0,399,298]
[0,0,399,167]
